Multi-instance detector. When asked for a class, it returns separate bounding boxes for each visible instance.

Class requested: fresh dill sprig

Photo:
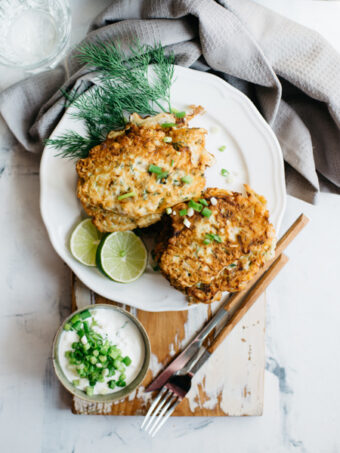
[46,41,175,159]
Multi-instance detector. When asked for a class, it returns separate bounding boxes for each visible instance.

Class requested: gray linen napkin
[1,0,340,203]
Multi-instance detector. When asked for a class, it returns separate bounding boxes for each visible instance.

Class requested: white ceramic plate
[40,66,286,312]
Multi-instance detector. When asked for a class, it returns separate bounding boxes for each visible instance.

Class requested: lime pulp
[97,231,147,283]
[70,219,102,266]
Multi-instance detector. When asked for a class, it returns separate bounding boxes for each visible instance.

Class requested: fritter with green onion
[155,185,276,304]
[76,108,214,232]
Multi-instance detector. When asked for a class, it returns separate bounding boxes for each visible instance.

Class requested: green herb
[229,263,237,268]
[123,356,132,366]
[117,191,136,201]
[181,175,193,184]
[201,207,212,218]
[188,200,203,212]
[174,111,186,118]
[205,233,222,243]
[71,314,81,324]
[179,209,188,216]
[163,136,172,143]
[161,123,176,128]
[157,171,169,181]
[46,41,175,159]
[148,164,162,174]
[199,199,208,206]
[86,386,94,396]
[218,145,226,152]
[108,380,116,389]
[170,159,174,166]
[79,309,91,320]
[203,238,211,245]
[221,168,229,176]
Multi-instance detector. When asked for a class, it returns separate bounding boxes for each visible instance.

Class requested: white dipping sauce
[58,308,145,395]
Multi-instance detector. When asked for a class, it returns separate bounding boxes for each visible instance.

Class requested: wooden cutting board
[71,275,266,416]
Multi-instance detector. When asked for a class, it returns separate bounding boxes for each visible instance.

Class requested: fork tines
[141,387,180,437]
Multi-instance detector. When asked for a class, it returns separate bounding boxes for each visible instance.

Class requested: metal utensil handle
[194,303,230,347]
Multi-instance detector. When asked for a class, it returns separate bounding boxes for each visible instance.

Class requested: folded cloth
[1,0,340,203]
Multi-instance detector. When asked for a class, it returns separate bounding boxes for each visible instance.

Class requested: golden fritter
[156,185,276,304]
[76,110,214,232]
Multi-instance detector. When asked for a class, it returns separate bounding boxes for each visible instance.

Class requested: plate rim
[40,65,286,312]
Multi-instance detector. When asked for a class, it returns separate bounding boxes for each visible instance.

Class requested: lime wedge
[97,231,147,283]
[70,219,102,266]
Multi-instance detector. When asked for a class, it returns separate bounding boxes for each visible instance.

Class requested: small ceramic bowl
[52,304,150,403]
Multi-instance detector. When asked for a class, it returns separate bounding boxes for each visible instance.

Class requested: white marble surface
[0,1,340,452]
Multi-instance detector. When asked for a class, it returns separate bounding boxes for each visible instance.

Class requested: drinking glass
[0,0,71,71]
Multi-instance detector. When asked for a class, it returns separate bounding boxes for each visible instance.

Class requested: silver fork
[141,293,232,437]
[141,349,211,437]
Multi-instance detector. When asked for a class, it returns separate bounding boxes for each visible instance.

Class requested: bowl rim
[0,0,71,70]
[52,303,151,403]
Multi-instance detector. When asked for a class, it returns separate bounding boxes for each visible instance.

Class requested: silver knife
[146,297,230,392]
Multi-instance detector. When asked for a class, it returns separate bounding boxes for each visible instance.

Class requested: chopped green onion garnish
[71,314,81,324]
[188,200,203,212]
[161,122,176,128]
[83,321,90,334]
[79,309,91,320]
[72,379,80,387]
[122,356,132,366]
[108,380,116,389]
[205,233,222,243]
[170,159,174,166]
[199,199,208,206]
[174,111,186,118]
[157,171,169,180]
[181,175,192,184]
[201,207,212,218]
[218,145,226,152]
[72,321,82,331]
[179,209,188,216]
[64,323,72,331]
[118,191,136,201]
[148,164,163,174]
[163,136,172,143]
[109,348,119,360]
[86,386,94,396]
[203,238,211,245]
[221,168,229,176]
[116,380,127,387]
[229,263,237,268]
